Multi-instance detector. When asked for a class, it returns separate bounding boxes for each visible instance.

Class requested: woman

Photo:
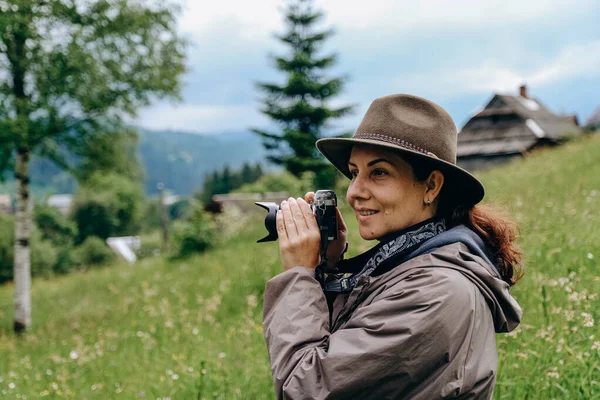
[263,94,523,399]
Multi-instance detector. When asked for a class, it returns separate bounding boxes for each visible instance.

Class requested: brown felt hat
[316,94,485,206]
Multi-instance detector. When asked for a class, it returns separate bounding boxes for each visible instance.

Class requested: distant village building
[0,194,12,215]
[584,106,600,131]
[457,85,581,171]
[47,194,73,215]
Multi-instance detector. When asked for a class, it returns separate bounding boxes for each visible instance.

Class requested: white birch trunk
[14,149,31,332]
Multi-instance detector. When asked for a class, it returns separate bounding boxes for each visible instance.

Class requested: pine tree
[252,0,353,188]
[241,162,254,185]
[252,163,264,182]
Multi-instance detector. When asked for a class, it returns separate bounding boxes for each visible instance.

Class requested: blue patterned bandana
[321,218,447,293]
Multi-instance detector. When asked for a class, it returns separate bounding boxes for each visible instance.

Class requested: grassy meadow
[1,135,600,399]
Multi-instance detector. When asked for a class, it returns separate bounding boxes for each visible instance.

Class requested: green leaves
[0,0,186,161]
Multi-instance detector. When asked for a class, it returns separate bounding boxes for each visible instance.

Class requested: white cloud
[529,41,600,86]
[135,0,599,132]
[179,0,282,42]
[396,40,600,97]
[135,103,270,133]
[180,0,595,41]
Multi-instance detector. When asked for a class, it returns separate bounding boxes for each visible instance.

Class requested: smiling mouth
[357,210,379,216]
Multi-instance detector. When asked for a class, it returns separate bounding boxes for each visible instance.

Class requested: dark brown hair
[406,154,524,286]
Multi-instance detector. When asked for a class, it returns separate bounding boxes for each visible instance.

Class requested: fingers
[297,197,319,231]
[276,208,287,241]
[288,197,308,230]
[280,199,298,239]
[336,207,348,232]
[304,191,315,204]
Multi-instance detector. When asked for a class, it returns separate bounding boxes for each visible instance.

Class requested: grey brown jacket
[263,237,522,399]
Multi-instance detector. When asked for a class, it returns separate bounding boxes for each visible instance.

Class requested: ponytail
[405,153,524,286]
[448,204,524,286]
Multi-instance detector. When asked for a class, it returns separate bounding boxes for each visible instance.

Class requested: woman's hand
[304,192,348,269]
[276,197,321,271]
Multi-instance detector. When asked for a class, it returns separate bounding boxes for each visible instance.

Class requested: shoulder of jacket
[373,244,484,300]
[372,264,477,311]
[397,242,475,272]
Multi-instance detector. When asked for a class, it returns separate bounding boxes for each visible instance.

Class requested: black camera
[255,190,338,243]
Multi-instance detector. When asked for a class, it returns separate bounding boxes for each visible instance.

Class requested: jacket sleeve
[262,265,486,400]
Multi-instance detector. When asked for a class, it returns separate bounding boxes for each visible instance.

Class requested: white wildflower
[587,253,594,260]
[564,310,575,321]
[246,295,258,308]
[8,383,15,389]
[546,368,560,379]
[218,352,226,359]
[69,351,78,360]
[592,341,600,351]
[582,313,594,327]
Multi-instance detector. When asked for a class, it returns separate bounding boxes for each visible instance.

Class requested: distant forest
[1,129,270,197]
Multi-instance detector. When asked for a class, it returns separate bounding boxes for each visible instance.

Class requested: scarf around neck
[321,217,447,293]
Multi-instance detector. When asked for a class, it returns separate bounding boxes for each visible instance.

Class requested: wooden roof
[585,106,600,130]
[458,93,581,157]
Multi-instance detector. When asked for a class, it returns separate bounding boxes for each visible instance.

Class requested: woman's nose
[346,173,370,203]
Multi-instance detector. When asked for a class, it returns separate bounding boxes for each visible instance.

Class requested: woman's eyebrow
[348,158,393,168]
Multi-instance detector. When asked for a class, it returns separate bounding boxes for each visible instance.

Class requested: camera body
[256,190,338,243]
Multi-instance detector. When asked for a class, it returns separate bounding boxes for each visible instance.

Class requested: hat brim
[316,137,485,207]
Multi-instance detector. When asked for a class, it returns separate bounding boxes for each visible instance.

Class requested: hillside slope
[0,129,269,198]
[1,135,599,398]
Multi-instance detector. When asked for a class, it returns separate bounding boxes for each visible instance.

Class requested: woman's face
[346,145,433,240]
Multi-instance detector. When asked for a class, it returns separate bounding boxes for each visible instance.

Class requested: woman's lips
[356,210,379,222]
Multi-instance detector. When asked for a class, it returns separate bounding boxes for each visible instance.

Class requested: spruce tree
[252,0,353,188]
[241,162,254,185]
[252,163,264,182]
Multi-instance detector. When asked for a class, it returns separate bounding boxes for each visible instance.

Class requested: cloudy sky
[136,0,600,134]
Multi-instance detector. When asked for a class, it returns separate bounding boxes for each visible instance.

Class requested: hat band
[355,132,438,159]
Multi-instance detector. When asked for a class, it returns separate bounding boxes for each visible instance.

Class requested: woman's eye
[372,169,387,177]
[350,170,359,178]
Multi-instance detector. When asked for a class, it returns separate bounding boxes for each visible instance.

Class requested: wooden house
[457,85,581,171]
[585,106,600,131]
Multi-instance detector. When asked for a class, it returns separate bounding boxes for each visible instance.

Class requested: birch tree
[0,0,186,332]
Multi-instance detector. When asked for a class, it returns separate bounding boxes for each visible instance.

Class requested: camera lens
[255,202,280,242]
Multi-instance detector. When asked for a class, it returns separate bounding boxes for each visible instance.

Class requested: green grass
[1,135,600,399]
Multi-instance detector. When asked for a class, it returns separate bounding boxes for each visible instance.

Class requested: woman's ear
[424,170,444,203]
